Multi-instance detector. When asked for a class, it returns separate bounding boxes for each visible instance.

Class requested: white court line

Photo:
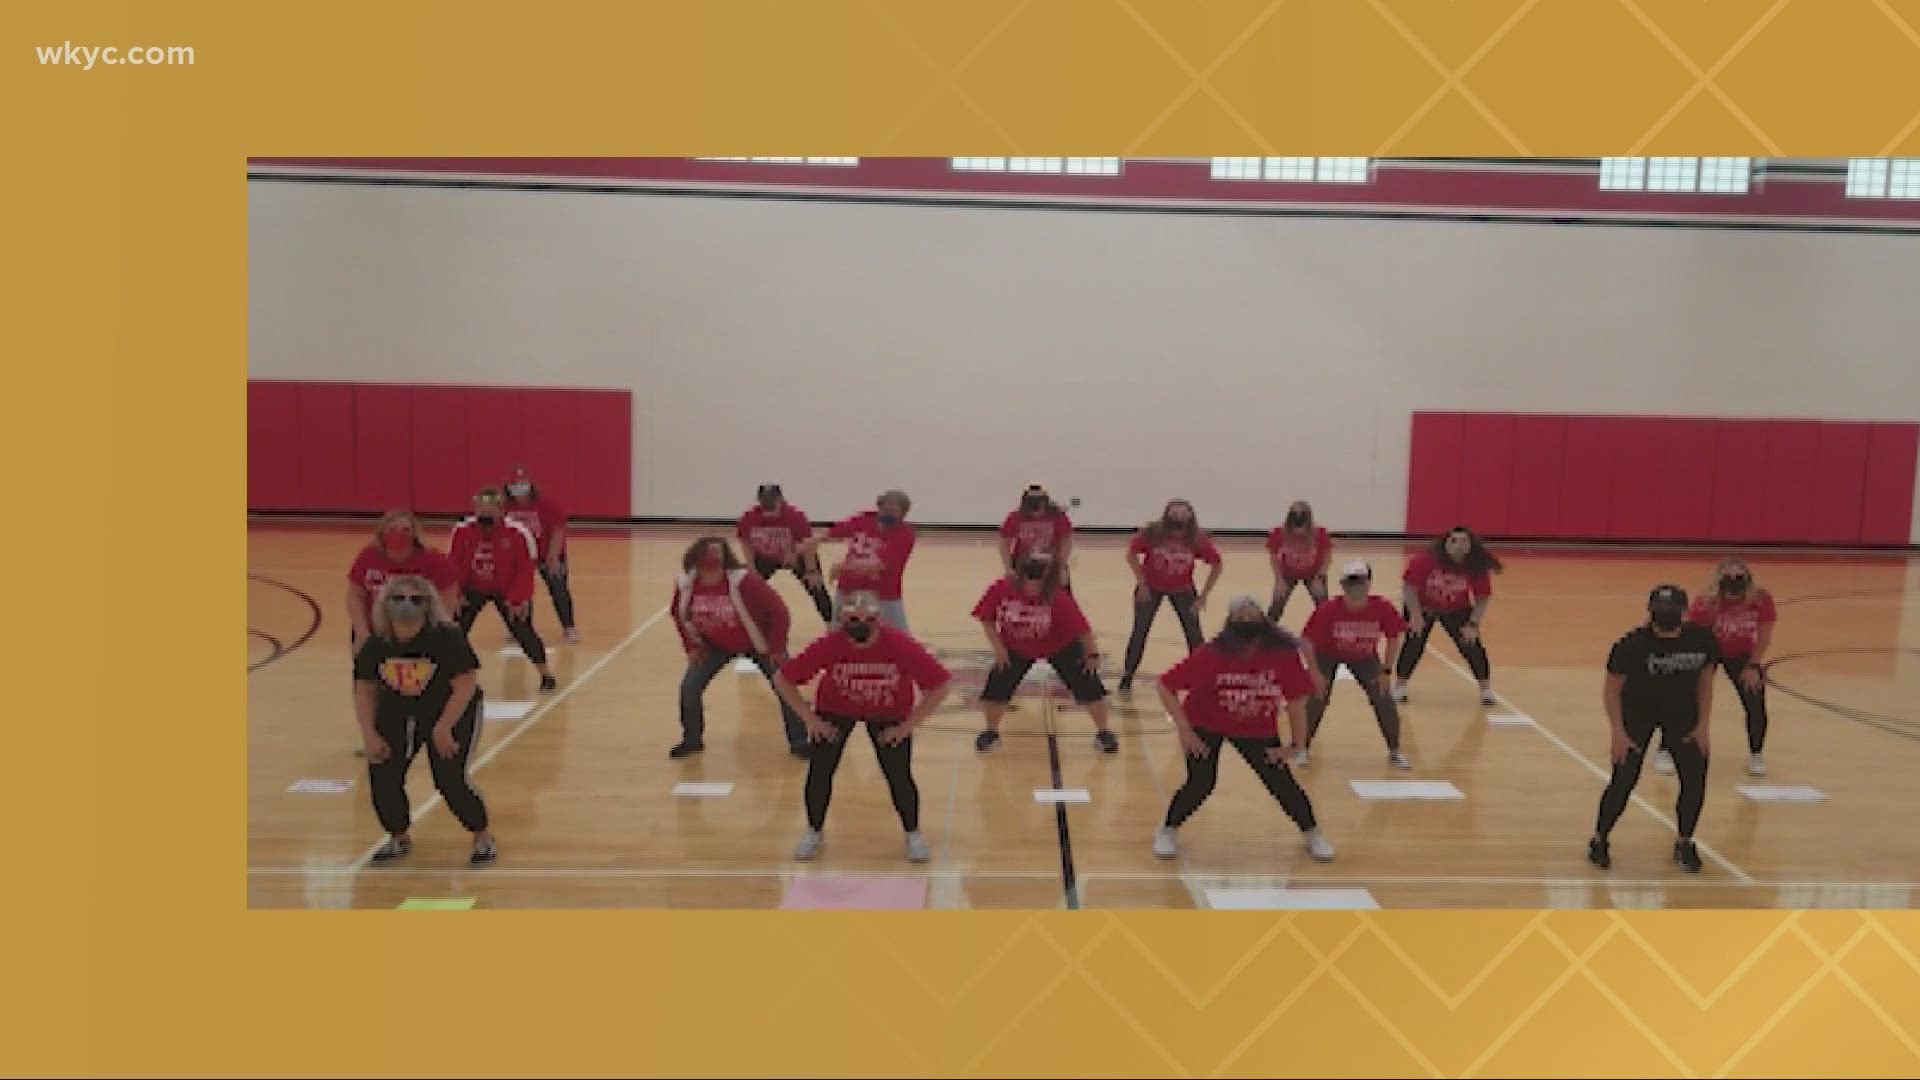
[1429,653,1756,885]
[345,605,671,874]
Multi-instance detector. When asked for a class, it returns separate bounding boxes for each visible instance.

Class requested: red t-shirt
[1127,530,1223,594]
[827,512,916,600]
[999,509,1073,562]
[780,626,952,721]
[448,518,540,603]
[971,577,1091,660]
[1159,643,1316,738]
[1403,550,1492,614]
[738,504,813,563]
[1303,596,1408,664]
[1687,592,1776,659]
[503,495,567,560]
[347,544,459,619]
[1266,526,1331,579]
[679,576,756,655]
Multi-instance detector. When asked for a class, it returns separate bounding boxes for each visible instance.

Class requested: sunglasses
[387,594,428,605]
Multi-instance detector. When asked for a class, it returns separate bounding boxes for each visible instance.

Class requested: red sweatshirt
[448,517,540,603]
[671,568,793,658]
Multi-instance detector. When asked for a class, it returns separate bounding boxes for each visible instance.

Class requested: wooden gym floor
[247,521,1920,910]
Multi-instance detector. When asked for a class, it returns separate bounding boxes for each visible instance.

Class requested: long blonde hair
[370,574,454,638]
[371,510,424,547]
[1703,557,1763,608]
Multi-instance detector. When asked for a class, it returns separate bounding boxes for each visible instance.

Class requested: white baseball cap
[1338,560,1372,582]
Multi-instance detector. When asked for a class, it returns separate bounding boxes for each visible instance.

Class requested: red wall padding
[1409,411,1918,544]
[247,381,632,517]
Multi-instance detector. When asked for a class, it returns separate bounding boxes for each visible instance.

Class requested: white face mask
[507,481,532,498]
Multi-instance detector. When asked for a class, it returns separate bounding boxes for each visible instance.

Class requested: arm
[1125,540,1147,587]
[1199,560,1223,606]
[1603,672,1631,760]
[437,672,479,735]
[353,680,379,750]
[347,583,370,641]
[979,619,1009,665]
[999,535,1018,575]
[547,525,568,570]
[902,679,951,732]
[1156,679,1204,757]
[1751,624,1773,664]
[771,672,822,729]
[1691,665,1715,752]
[746,575,792,661]
[1402,581,1425,627]
[1282,697,1309,749]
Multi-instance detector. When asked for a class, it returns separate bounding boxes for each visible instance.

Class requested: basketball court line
[342,605,672,874]
[1429,652,1757,884]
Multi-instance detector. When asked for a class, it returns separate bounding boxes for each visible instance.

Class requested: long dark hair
[1014,553,1066,601]
[1211,617,1301,657]
[1433,526,1503,574]
[1140,498,1202,548]
[682,536,744,573]
[1017,484,1066,517]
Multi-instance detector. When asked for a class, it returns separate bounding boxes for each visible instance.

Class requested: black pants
[1123,588,1202,677]
[679,646,806,749]
[1268,574,1328,622]
[753,554,834,623]
[539,553,577,631]
[1657,658,1769,756]
[1596,710,1708,840]
[982,639,1107,705]
[804,715,919,832]
[1395,607,1490,681]
[1305,654,1401,750]
[1164,730,1318,831]
[368,698,488,835]
[457,591,548,665]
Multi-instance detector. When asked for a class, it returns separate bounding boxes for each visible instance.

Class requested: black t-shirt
[353,623,482,720]
[1606,625,1720,720]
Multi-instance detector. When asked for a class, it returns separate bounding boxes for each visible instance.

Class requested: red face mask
[382,527,414,553]
[699,551,724,572]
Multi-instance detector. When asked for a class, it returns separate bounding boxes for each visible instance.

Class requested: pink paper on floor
[780,875,928,910]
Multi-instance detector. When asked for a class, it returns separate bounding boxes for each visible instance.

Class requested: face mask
[477,514,497,529]
[1445,537,1471,559]
[381,527,414,551]
[1651,608,1684,631]
[385,593,427,618]
[1342,582,1368,599]
[1021,560,1049,581]
[1022,494,1045,513]
[844,619,875,642]
[1287,511,1309,528]
[698,551,724,572]
[1224,620,1264,642]
[877,513,900,527]
[1721,575,1749,594]
[1165,509,1190,526]
[507,482,531,499]
[758,498,779,512]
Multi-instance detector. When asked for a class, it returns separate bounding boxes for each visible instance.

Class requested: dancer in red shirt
[1266,500,1331,622]
[1395,527,1501,706]
[1118,499,1222,693]
[971,552,1118,753]
[449,489,557,691]
[999,484,1074,588]
[346,511,461,649]
[669,537,805,759]
[1654,558,1778,778]
[1298,561,1410,769]
[1152,596,1334,862]
[502,465,578,644]
[774,591,954,863]
[800,490,915,631]
[737,483,834,622]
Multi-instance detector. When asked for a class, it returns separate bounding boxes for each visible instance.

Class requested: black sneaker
[789,742,811,760]
[1587,837,1611,870]
[974,730,1001,753]
[539,674,558,692]
[371,836,412,863]
[1674,840,1703,873]
[1094,730,1119,754]
[1117,674,1134,694]
[669,741,705,759]
[469,836,497,867]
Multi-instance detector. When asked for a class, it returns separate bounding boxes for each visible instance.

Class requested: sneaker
[1117,674,1134,694]
[793,830,824,861]
[539,674,558,692]
[563,628,580,645]
[371,836,412,863]
[1388,749,1412,770]
[1587,837,1611,869]
[904,832,931,863]
[469,835,497,867]
[1152,827,1178,859]
[668,741,705,760]
[1291,747,1310,768]
[1304,830,1335,862]
[1094,730,1119,754]
[1391,682,1409,704]
[1653,750,1675,775]
[1674,839,1703,874]
[353,747,366,758]
[789,742,811,760]
[1747,754,1767,777]
[974,730,1001,753]
[1478,687,1497,707]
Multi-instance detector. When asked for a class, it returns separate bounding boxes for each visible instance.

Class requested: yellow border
[10,1,1920,1075]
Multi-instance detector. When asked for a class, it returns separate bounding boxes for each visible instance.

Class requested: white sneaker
[1152,827,1178,859]
[1291,748,1310,768]
[793,830,824,860]
[1653,750,1675,775]
[563,628,581,644]
[1479,687,1498,707]
[905,831,930,863]
[1389,749,1412,770]
[1304,830,1335,862]
[1747,754,1768,777]
[1392,683,1409,704]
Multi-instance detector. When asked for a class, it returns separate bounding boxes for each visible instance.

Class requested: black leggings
[754,554,835,623]
[1659,658,1769,755]
[539,553,577,631]
[1123,588,1203,677]
[1306,654,1401,750]
[804,715,919,832]
[1165,730,1318,832]
[457,591,548,665]
[1269,574,1328,622]
[1395,607,1490,681]
[368,699,488,836]
[1597,712,1708,840]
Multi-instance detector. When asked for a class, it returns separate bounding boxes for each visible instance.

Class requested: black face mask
[877,513,900,527]
[1021,560,1049,581]
[1721,576,1749,594]
[477,514,497,529]
[844,619,875,642]
[1651,608,1684,631]
[1286,511,1309,528]
[758,498,779,512]
[1224,620,1264,643]
[1021,494,1045,513]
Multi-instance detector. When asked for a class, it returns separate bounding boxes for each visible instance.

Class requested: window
[1599,157,1753,194]
[1209,157,1371,183]
[696,157,859,166]
[950,157,1123,176]
[1846,158,1920,199]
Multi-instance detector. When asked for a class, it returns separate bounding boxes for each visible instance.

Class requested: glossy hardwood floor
[247,520,1920,910]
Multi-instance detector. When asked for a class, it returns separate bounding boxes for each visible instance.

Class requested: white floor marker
[1737,785,1828,803]
[1335,667,1356,682]
[1485,712,1537,726]
[483,700,535,722]
[672,781,736,798]
[1205,888,1380,911]
[287,779,353,794]
[1034,788,1091,804]
[732,657,759,673]
[1350,780,1465,800]
[498,645,560,661]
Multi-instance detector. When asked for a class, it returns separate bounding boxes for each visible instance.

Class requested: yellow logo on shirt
[380,657,438,696]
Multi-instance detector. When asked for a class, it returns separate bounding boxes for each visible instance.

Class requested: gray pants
[833,592,909,632]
